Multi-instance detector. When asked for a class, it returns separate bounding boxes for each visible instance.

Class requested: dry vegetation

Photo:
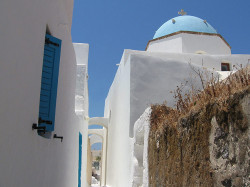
[148,65,250,187]
[150,65,250,133]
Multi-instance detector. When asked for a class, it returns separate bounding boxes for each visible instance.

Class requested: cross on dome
[178,9,187,16]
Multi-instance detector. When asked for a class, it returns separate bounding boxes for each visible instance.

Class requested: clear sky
[71,0,250,124]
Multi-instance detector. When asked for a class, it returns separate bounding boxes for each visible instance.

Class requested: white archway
[88,117,109,186]
[89,134,103,146]
[89,117,109,129]
[88,128,107,186]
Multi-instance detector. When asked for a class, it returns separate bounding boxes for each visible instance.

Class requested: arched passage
[88,117,109,186]
[89,134,102,147]
[88,128,107,186]
[89,117,109,129]
[88,134,103,185]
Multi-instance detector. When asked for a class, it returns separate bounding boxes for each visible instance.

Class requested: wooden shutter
[38,34,61,132]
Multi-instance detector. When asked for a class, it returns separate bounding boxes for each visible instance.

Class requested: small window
[38,34,61,132]
[221,63,230,71]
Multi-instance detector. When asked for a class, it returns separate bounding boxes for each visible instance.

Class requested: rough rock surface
[148,88,250,187]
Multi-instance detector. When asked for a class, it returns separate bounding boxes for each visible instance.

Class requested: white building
[94,13,250,187]
[0,1,90,187]
[1,3,249,186]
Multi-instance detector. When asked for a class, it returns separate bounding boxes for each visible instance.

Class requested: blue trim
[78,132,82,187]
[38,34,61,132]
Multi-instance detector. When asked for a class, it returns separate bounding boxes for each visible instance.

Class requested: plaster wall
[147,35,183,53]
[147,33,231,55]
[104,51,132,187]
[74,43,89,66]
[126,50,250,72]
[130,53,208,137]
[62,0,74,25]
[181,33,231,55]
[104,48,250,185]
[0,1,89,187]
[74,44,90,187]
[129,51,250,136]
[87,138,92,185]
[74,43,89,114]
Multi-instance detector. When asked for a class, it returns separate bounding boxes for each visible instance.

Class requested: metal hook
[32,123,46,134]
[53,134,63,142]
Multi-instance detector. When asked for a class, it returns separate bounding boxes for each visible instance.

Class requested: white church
[0,0,249,186]
[90,10,250,187]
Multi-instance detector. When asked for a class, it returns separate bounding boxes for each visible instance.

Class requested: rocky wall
[148,88,249,187]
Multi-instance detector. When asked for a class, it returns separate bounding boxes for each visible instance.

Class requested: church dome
[153,15,217,39]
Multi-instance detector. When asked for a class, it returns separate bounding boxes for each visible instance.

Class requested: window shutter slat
[43,55,54,62]
[38,34,61,132]
[44,49,54,57]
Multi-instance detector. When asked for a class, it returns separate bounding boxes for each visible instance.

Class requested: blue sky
[71,0,250,125]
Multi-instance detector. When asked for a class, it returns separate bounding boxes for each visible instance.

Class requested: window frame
[221,62,230,71]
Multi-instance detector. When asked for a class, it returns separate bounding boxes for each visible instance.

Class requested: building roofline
[145,31,231,51]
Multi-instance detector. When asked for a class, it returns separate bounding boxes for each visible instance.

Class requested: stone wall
[148,88,249,187]
[87,138,92,185]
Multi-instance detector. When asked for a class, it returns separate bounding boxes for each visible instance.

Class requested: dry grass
[150,65,250,133]
[149,65,250,186]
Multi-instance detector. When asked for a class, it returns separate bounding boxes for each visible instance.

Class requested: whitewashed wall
[129,53,209,137]
[126,49,250,72]
[62,0,74,25]
[129,50,250,137]
[104,48,250,186]
[182,33,231,54]
[0,1,89,187]
[147,33,231,55]
[74,43,90,187]
[147,35,183,53]
[104,50,132,187]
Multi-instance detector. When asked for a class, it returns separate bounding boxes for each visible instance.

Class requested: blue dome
[153,15,217,39]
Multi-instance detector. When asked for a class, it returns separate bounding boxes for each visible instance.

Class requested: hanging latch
[54,134,63,142]
[38,117,52,125]
[32,123,46,134]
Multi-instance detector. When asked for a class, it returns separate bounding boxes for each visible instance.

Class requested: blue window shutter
[38,34,61,132]
[78,133,82,187]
